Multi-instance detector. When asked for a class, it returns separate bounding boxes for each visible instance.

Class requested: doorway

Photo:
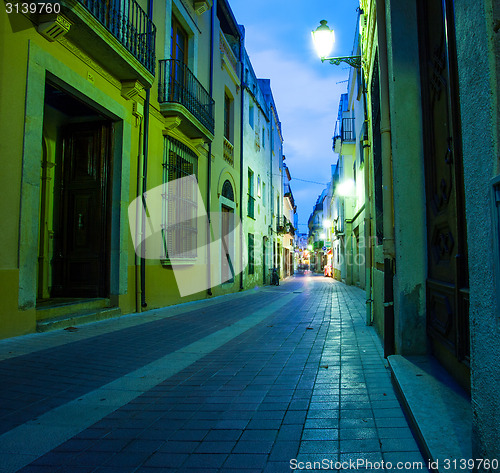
[38,83,112,301]
[221,205,235,284]
[418,0,470,390]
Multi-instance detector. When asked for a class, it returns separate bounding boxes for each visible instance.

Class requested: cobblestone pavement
[0,274,429,473]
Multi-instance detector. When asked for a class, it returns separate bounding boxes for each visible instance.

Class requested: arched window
[222,180,234,201]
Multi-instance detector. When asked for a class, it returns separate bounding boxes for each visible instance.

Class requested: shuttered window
[162,137,198,260]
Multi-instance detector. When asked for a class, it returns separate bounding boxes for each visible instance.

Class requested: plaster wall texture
[454,0,500,462]
[385,0,427,355]
[241,64,274,287]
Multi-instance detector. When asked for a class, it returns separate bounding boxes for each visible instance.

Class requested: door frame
[20,44,129,311]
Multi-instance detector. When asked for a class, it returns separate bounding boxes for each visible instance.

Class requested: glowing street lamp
[312,20,362,68]
[323,220,332,229]
[336,178,356,197]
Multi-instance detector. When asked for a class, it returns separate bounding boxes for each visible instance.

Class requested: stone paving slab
[0,275,429,472]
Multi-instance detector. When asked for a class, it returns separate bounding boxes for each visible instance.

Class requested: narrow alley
[0,275,426,473]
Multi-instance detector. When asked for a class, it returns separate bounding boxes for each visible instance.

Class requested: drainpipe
[270,110,274,274]
[377,0,395,357]
[239,26,245,291]
[140,0,154,310]
[135,115,144,313]
[140,90,150,310]
[206,2,216,297]
[362,73,373,326]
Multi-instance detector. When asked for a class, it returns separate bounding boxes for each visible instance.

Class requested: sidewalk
[0,275,428,472]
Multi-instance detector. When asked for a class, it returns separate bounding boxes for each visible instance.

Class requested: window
[262,127,265,148]
[249,102,255,129]
[262,182,266,207]
[248,233,255,274]
[171,17,187,64]
[222,179,234,201]
[248,168,255,219]
[257,175,261,197]
[162,137,198,260]
[224,93,233,142]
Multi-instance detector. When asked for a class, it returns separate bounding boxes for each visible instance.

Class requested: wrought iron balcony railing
[158,59,215,134]
[341,117,355,142]
[77,0,156,74]
[247,195,255,219]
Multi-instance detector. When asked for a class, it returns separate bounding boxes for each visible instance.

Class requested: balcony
[341,118,355,142]
[219,32,240,87]
[333,118,356,155]
[223,138,234,165]
[277,216,293,235]
[158,59,215,141]
[247,195,255,219]
[46,0,156,85]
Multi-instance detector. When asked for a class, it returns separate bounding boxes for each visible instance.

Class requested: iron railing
[77,0,156,74]
[158,59,215,134]
[341,117,355,142]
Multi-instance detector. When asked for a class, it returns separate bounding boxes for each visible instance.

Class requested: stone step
[36,298,111,321]
[388,355,472,473]
[36,307,122,332]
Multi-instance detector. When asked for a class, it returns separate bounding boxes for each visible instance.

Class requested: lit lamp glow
[336,178,356,197]
[311,20,335,59]
[323,220,332,229]
[312,20,362,68]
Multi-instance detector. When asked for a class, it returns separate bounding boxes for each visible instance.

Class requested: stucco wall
[385,0,427,355]
[454,0,500,463]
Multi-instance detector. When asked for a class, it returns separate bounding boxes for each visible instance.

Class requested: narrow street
[0,275,427,473]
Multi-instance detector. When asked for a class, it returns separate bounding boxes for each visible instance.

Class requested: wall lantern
[312,19,362,69]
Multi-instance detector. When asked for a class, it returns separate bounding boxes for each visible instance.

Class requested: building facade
[0,0,292,340]
[354,0,499,463]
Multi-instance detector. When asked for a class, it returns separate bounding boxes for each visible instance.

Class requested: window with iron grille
[162,137,198,260]
[248,233,255,274]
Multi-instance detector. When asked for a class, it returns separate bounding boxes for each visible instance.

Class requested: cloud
[246,48,345,223]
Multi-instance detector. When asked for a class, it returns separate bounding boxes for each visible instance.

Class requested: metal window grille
[162,137,198,259]
[248,233,255,274]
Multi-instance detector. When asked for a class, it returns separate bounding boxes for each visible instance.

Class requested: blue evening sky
[229,0,360,232]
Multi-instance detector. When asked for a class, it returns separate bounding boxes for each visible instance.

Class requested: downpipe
[206,1,216,297]
[239,27,245,291]
[377,0,396,357]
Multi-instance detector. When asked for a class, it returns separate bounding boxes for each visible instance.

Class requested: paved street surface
[0,274,428,472]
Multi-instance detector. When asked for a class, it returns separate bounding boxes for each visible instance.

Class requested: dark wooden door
[418,0,470,387]
[221,205,234,284]
[263,237,267,284]
[52,122,111,298]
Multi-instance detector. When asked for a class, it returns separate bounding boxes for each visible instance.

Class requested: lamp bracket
[322,55,362,69]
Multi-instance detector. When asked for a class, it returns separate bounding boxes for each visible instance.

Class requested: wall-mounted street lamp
[336,178,356,197]
[312,20,361,69]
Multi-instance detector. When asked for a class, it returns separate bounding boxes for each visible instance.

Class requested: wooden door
[221,205,234,283]
[418,0,470,387]
[263,237,267,284]
[52,122,111,298]
[170,17,187,103]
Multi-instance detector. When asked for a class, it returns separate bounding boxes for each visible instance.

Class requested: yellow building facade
[0,0,291,340]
